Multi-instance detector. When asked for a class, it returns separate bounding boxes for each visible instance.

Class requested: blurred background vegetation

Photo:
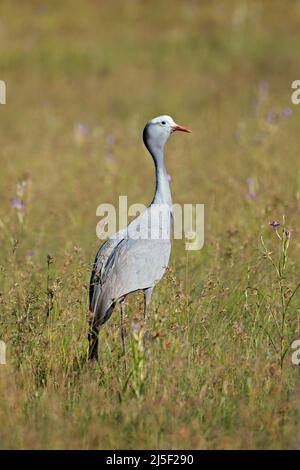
[1,0,300,449]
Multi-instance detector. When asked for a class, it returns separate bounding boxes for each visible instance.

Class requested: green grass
[1,0,300,449]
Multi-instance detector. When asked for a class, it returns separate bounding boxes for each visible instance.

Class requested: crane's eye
[161,121,166,125]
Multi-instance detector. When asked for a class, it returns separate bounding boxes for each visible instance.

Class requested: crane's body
[88,115,191,360]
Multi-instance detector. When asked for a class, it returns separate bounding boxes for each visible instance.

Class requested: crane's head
[143,115,191,156]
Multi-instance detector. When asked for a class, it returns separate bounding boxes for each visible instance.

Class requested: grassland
[1,0,300,449]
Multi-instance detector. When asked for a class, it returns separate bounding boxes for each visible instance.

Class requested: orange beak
[171,123,192,133]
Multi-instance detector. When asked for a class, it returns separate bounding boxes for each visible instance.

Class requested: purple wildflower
[106,134,115,146]
[26,249,33,258]
[284,230,291,238]
[266,111,276,123]
[258,80,269,95]
[246,177,253,187]
[270,220,280,228]
[246,177,257,200]
[10,197,25,210]
[280,107,293,119]
[247,191,257,200]
[74,122,90,143]
[76,122,89,135]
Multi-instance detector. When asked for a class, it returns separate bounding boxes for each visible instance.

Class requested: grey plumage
[88,115,191,360]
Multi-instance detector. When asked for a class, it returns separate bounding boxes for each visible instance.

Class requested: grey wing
[101,237,171,303]
[89,236,124,308]
[89,237,127,324]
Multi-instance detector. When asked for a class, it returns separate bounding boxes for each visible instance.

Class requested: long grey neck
[153,157,172,206]
[146,144,172,206]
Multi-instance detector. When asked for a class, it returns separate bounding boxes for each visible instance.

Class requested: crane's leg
[120,300,127,370]
[88,312,99,361]
[88,320,99,361]
[144,287,154,321]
